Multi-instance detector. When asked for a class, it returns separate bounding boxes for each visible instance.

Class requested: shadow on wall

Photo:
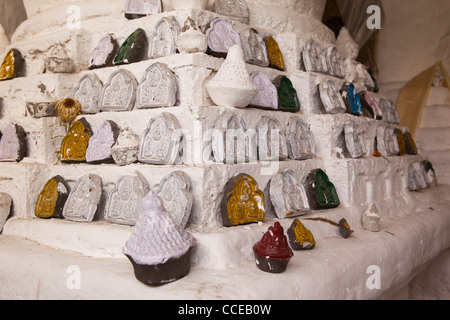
[0,0,27,41]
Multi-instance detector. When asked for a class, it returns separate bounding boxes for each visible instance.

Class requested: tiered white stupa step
[10,6,334,78]
[1,0,448,300]
[3,183,450,270]
[1,186,449,299]
[416,86,450,185]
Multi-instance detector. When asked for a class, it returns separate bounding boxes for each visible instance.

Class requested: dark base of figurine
[12,49,25,79]
[0,123,28,162]
[206,48,228,59]
[86,157,115,165]
[125,248,193,286]
[279,107,301,113]
[125,13,148,20]
[253,250,291,274]
[268,63,285,72]
[60,159,87,164]
[248,104,280,112]
[361,103,375,119]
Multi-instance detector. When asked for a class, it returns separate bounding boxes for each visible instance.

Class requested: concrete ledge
[1,191,449,299]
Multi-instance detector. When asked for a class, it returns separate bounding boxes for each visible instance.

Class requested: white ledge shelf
[1,184,449,299]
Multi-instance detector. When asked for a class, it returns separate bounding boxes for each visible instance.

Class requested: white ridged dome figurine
[123,191,196,286]
[205,44,258,108]
[362,203,381,232]
[176,17,208,54]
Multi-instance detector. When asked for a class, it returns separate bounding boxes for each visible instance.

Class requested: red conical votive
[253,222,294,273]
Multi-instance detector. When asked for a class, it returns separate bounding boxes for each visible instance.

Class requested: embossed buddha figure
[345,122,366,158]
[328,82,343,111]
[327,47,344,77]
[74,76,98,113]
[0,50,15,80]
[110,178,138,221]
[207,18,242,58]
[0,125,19,160]
[137,62,177,109]
[319,80,345,114]
[353,128,366,157]
[151,20,173,58]
[63,174,102,222]
[363,91,382,119]
[36,179,59,218]
[158,177,178,217]
[251,73,277,109]
[140,113,181,165]
[276,76,300,112]
[86,121,117,163]
[224,116,247,163]
[288,219,316,250]
[140,66,165,105]
[35,176,69,219]
[282,173,307,215]
[257,117,287,161]
[229,178,259,220]
[344,83,362,116]
[0,49,24,81]
[114,29,147,65]
[315,170,340,209]
[141,116,173,163]
[266,121,283,159]
[310,44,323,71]
[292,121,314,159]
[224,174,265,226]
[65,178,89,218]
[304,41,326,73]
[213,20,238,50]
[386,129,399,156]
[106,174,150,225]
[60,119,92,162]
[245,29,268,66]
[265,36,285,71]
[112,76,125,105]
[155,172,193,228]
[89,35,118,69]
[102,73,130,110]
[90,37,110,66]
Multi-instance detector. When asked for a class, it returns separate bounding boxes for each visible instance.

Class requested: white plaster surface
[0,0,448,301]
[1,186,449,299]
[416,86,450,186]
